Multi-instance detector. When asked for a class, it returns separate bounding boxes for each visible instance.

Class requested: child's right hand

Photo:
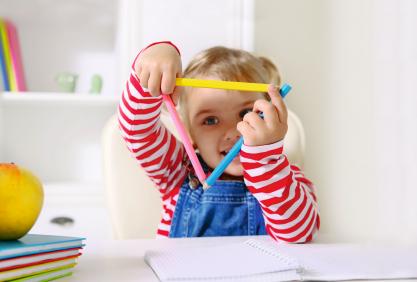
[135,43,182,101]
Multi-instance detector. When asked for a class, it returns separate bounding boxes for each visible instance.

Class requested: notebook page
[145,239,300,281]
[273,243,417,281]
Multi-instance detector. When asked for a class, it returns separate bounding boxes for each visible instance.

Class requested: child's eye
[203,116,219,125]
[239,108,252,119]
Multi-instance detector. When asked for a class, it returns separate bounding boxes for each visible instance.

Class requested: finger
[171,86,182,106]
[148,71,162,97]
[171,72,183,106]
[242,111,264,130]
[267,84,288,123]
[160,66,176,95]
[252,99,279,125]
[135,63,142,78]
[139,69,150,89]
[237,121,255,138]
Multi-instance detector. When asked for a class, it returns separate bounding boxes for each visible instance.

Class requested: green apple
[0,163,44,240]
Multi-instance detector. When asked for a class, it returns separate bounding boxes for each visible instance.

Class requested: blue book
[0,234,85,260]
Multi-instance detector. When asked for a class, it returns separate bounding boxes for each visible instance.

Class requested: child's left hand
[237,85,288,146]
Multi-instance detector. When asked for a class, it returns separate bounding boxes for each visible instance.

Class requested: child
[118,41,320,242]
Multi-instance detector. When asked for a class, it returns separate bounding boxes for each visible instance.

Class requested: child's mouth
[220,150,239,162]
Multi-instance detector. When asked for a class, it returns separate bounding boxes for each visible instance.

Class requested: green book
[0,258,76,281]
[11,264,74,282]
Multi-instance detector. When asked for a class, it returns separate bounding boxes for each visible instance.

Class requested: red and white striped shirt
[118,43,320,243]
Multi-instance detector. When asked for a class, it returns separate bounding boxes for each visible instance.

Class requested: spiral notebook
[145,239,300,282]
[145,238,417,282]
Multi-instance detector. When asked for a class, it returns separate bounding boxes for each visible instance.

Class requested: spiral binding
[244,239,300,269]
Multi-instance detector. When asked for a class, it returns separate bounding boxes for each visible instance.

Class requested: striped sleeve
[117,44,187,200]
[240,140,320,243]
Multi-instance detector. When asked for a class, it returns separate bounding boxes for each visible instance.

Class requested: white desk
[65,236,417,282]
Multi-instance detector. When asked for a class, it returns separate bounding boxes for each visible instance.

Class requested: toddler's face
[186,87,265,178]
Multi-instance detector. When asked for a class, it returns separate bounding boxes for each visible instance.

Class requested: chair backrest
[102,110,306,239]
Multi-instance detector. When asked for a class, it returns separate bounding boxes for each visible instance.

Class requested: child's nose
[224,127,240,142]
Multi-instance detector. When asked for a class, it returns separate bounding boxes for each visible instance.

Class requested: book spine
[0,19,16,91]
[0,18,10,91]
[6,20,26,91]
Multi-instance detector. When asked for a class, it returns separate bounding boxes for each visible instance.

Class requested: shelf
[0,0,118,93]
[0,90,118,183]
[0,91,119,106]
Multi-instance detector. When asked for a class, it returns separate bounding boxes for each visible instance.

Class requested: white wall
[255,0,376,242]
[116,0,254,88]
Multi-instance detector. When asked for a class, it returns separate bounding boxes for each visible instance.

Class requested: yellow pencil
[176,78,270,92]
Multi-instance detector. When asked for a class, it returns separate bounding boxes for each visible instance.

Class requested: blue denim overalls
[169,156,267,238]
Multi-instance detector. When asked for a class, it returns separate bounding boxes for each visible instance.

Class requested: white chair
[102,110,306,239]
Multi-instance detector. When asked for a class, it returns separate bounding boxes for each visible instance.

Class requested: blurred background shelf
[0,92,119,106]
[0,91,118,184]
[0,0,118,95]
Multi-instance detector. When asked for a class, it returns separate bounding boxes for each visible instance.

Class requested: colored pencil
[176,78,271,92]
[162,94,207,184]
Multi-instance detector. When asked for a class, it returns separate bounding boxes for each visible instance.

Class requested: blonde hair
[179,46,281,128]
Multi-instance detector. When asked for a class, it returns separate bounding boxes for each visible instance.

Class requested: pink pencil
[162,94,206,184]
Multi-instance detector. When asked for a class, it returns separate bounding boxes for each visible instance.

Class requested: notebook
[145,239,301,282]
[280,242,417,281]
[0,234,85,260]
[145,238,417,282]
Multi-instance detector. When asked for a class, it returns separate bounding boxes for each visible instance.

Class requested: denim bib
[169,175,267,238]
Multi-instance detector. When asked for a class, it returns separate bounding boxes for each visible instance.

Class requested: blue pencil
[203,84,292,189]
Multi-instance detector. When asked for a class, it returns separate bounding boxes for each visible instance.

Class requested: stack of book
[0,234,85,281]
[0,18,26,92]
